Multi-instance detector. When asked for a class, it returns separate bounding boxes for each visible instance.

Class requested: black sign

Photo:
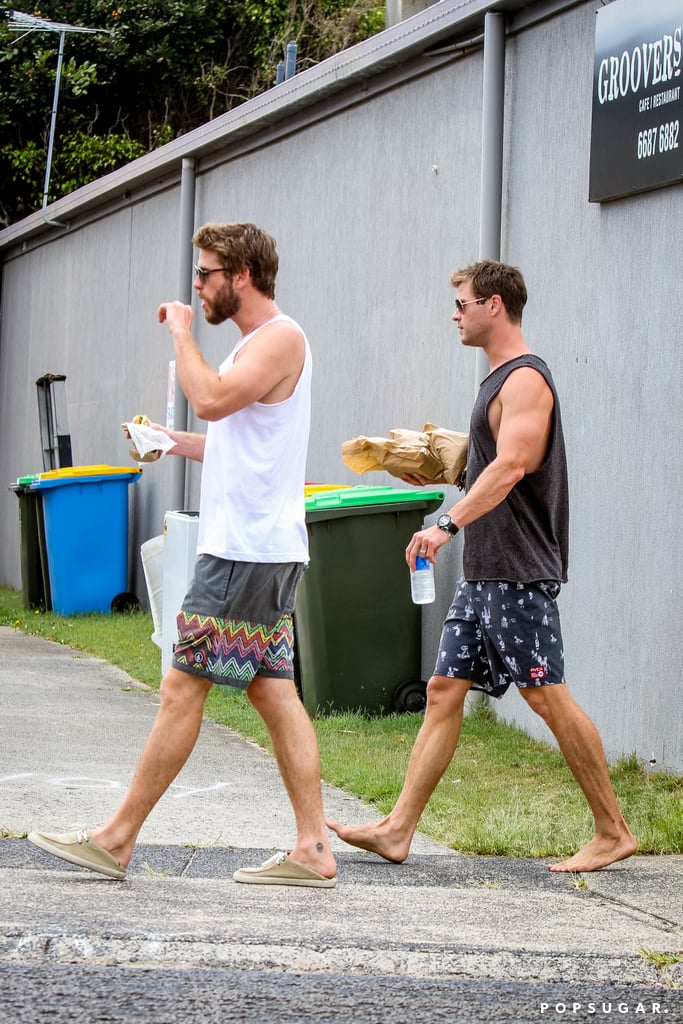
[589,0,682,202]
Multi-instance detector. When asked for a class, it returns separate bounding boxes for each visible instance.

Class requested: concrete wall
[0,0,681,771]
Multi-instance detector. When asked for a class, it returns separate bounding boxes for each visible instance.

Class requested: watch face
[437,514,457,534]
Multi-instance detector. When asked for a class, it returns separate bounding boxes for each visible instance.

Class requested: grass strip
[1,585,681,858]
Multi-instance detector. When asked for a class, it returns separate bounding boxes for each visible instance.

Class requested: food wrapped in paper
[121,414,177,463]
[342,423,468,485]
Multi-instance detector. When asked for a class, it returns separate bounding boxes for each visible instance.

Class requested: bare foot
[326,817,411,863]
[548,831,638,873]
[289,839,336,880]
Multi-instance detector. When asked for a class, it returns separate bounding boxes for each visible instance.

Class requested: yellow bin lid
[38,465,143,480]
[304,483,350,497]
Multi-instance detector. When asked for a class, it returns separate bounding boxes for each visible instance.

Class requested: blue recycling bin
[29,465,142,615]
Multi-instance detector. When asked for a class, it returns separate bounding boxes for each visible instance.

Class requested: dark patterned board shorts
[172,554,305,689]
[434,578,565,699]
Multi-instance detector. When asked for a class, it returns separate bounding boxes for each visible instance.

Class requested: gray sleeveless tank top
[463,354,569,583]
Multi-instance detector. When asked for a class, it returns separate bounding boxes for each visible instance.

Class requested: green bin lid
[9,474,39,493]
[304,485,445,512]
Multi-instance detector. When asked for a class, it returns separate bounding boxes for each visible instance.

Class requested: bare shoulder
[249,316,305,357]
[235,316,305,367]
[265,315,305,342]
[500,365,553,407]
[230,316,307,405]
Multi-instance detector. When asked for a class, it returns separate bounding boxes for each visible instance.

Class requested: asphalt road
[2,963,680,1024]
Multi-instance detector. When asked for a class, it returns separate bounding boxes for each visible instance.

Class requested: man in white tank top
[28,223,336,888]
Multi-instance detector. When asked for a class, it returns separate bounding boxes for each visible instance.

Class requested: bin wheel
[111,592,140,613]
[393,680,427,714]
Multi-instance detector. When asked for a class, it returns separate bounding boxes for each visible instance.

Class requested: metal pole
[468,11,506,714]
[285,41,298,80]
[177,158,196,305]
[41,29,66,225]
[476,11,506,386]
[169,157,196,511]
[8,13,110,227]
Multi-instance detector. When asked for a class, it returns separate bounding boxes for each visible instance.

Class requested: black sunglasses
[454,297,487,313]
[194,265,227,284]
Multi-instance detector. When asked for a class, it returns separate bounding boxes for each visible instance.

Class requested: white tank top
[197,314,311,563]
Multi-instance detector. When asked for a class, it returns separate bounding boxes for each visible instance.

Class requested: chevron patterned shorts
[172,555,304,688]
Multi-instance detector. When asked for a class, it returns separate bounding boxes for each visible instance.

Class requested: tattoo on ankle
[316,842,324,853]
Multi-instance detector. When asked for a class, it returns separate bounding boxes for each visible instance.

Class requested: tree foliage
[0,1,384,227]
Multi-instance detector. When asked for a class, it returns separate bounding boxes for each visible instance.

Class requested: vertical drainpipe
[468,12,505,710]
[476,11,506,387]
[169,156,196,511]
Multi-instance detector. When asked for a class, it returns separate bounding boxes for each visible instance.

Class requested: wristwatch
[436,513,459,537]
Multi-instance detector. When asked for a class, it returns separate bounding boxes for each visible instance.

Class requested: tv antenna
[5,9,111,227]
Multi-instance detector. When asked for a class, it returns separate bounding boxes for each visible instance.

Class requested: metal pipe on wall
[466,11,506,711]
[476,11,506,387]
[285,41,298,80]
[169,156,196,511]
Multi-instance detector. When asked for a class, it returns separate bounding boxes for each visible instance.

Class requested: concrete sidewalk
[1,626,682,1014]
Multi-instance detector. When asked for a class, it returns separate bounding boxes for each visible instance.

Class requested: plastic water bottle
[410,556,435,604]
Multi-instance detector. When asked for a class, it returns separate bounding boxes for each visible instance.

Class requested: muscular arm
[450,367,553,527]
[408,367,554,565]
[157,302,304,421]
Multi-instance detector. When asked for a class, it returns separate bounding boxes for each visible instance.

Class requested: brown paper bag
[421,423,469,485]
[342,424,467,484]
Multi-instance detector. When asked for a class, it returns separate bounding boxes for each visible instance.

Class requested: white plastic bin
[161,511,200,674]
[140,535,164,648]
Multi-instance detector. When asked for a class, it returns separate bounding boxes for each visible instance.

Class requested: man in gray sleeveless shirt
[328,260,636,874]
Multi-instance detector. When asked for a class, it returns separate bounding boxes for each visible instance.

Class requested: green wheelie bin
[295,485,445,716]
[10,476,52,610]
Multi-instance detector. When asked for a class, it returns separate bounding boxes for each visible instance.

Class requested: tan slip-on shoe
[27,829,126,880]
[233,850,337,888]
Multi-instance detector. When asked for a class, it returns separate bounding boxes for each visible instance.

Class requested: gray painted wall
[1,0,681,772]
